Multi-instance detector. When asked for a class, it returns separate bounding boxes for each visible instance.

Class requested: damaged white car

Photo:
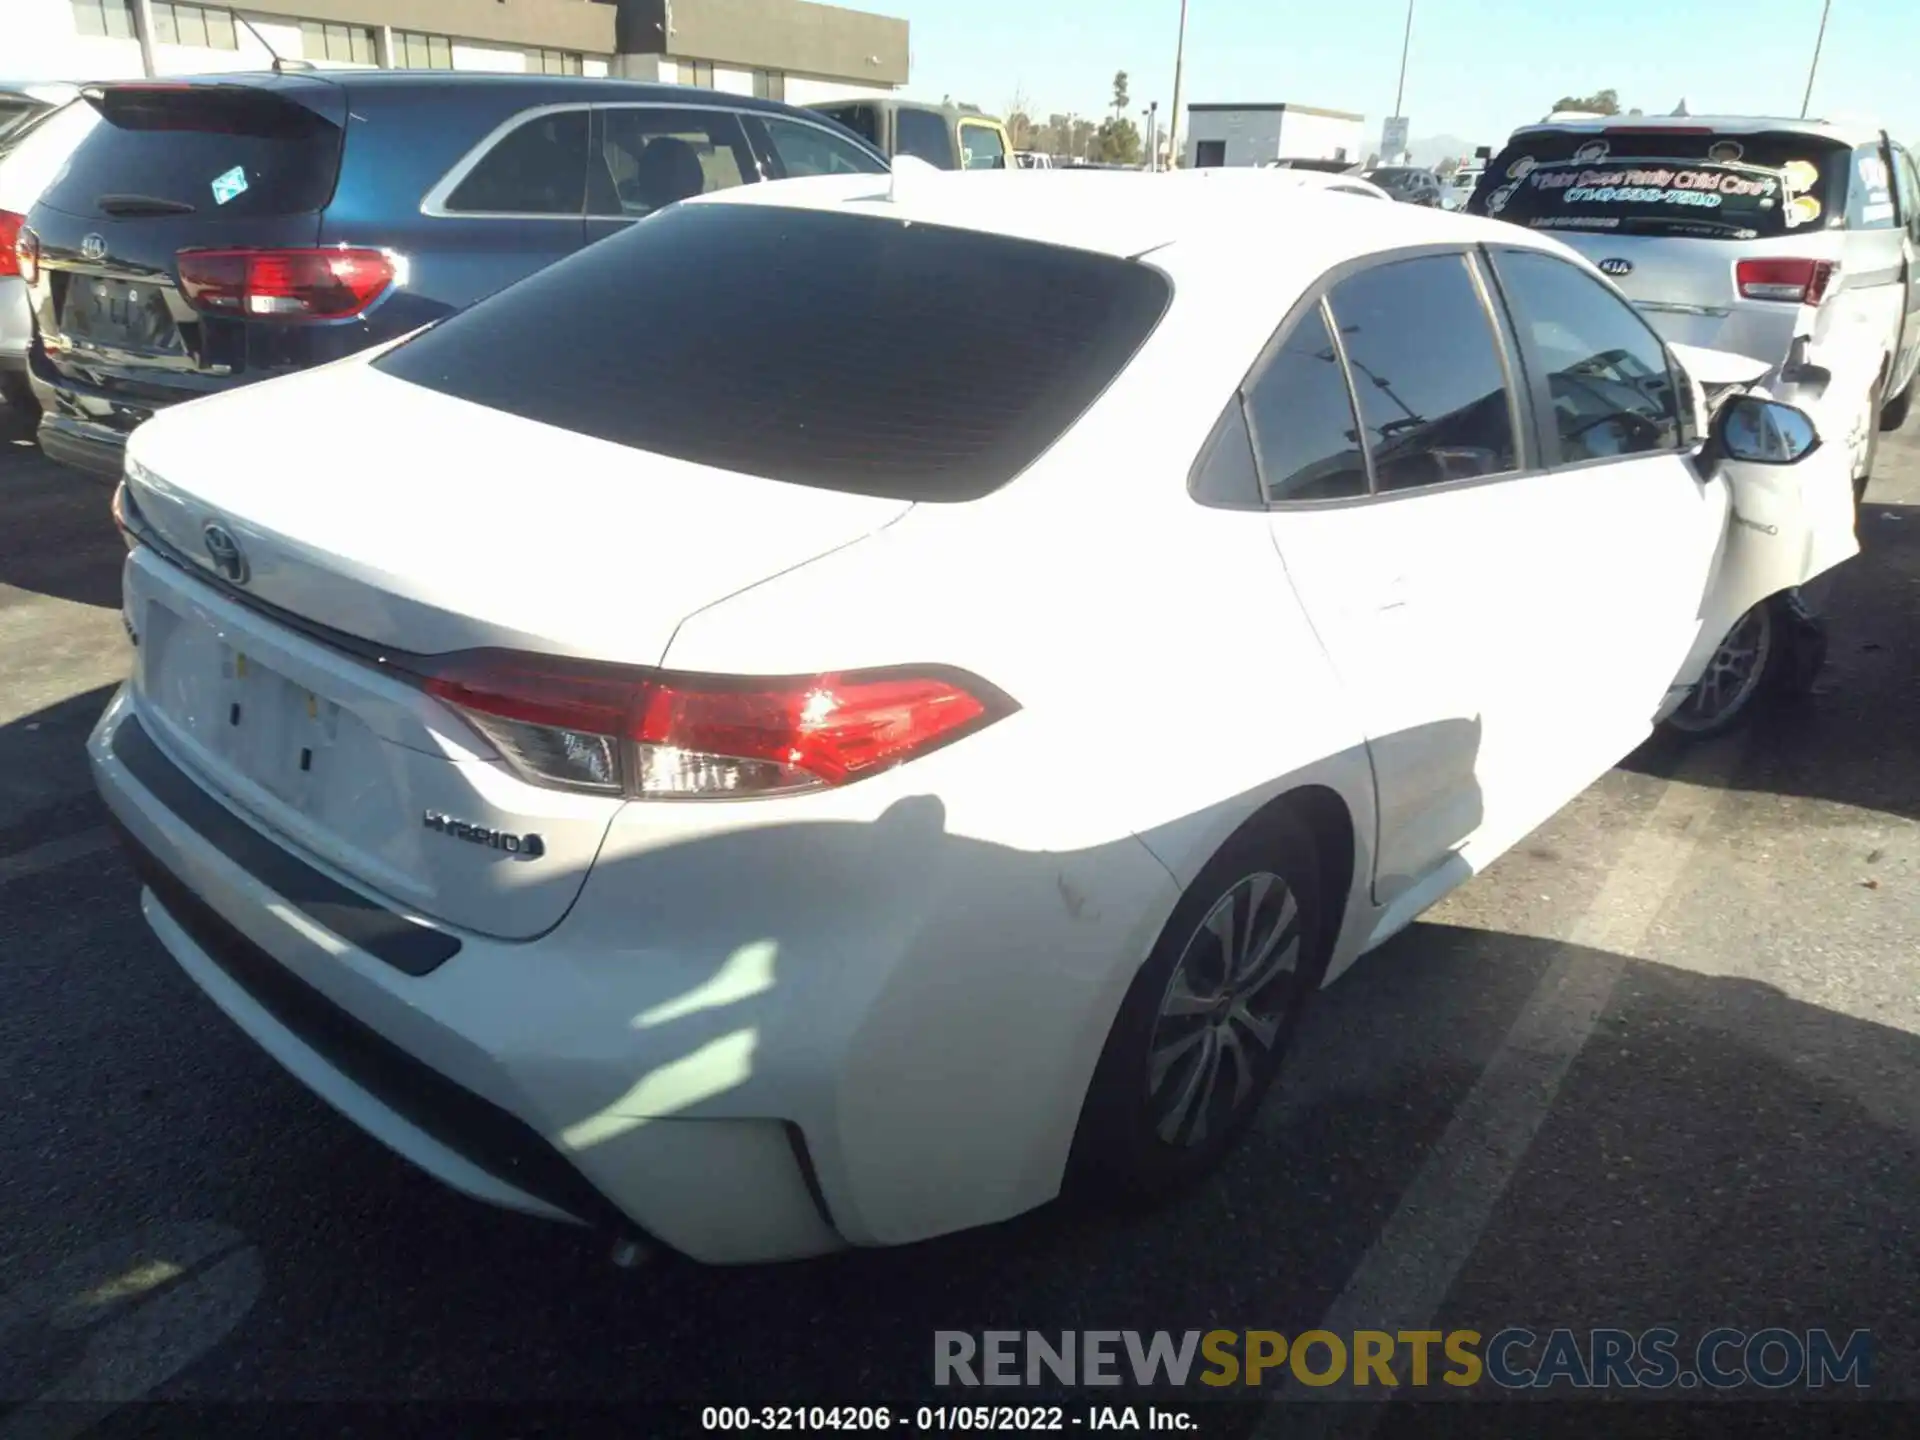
[90,176,1866,1262]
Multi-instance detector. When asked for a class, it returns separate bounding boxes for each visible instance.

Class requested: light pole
[1168,0,1189,169]
[1801,0,1833,119]
[1392,0,1415,120]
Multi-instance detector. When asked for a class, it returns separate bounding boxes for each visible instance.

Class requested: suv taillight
[413,652,1018,800]
[0,210,26,281]
[176,247,396,320]
[1736,257,1837,305]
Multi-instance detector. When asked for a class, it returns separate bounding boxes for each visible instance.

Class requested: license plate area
[140,602,362,815]
[60,276,186,355]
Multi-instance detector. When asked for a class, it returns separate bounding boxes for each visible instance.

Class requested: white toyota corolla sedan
[91,168,1857,1264]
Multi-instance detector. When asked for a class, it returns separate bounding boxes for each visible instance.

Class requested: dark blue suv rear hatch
[23,76,354,457]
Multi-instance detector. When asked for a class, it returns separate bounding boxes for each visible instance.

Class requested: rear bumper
[0,276,29,366]
[28,345,148,478]
[92,691,848,1263]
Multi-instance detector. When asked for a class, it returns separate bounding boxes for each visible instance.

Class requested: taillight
[176,247,397,320]
[416,653,1017,800]
[1736,257,1837,305]
[0,210,24,281]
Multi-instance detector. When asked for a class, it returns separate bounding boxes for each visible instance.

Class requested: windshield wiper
[96,193,197,216]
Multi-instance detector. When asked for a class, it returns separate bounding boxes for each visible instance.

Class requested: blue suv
[19,71,887,478]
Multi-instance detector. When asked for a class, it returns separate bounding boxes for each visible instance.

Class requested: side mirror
[1712,396,1822,466]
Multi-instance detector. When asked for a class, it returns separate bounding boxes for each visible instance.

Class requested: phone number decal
[701,1406,1071,1431]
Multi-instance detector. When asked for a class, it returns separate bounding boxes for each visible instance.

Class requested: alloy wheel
[1668,603,1773,733]
[1145,871,1304,1147]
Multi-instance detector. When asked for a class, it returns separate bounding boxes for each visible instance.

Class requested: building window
[302,20,376,65]
[70,0,135,39]
[151,3,238,49]
[394,31,454,69]
[681,60,714,89]
[752,70,786,102]
[531,48,584,76]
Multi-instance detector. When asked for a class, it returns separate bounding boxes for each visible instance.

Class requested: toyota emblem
[201,523,249,585]
[1599,257,1634,278]
[80,233,108,262]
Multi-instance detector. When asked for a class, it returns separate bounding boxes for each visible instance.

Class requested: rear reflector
[415,653,1017,799]
[1736,257,1836,304]
[0,210,23,280]
[176,247,396,319]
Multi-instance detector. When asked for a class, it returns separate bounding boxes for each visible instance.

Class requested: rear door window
[592,107,756,216]
[1472,129,1850,241]
[1323,254,1519,492]
[373,203,1170,502]
[816,104,880,148]
[897,108,953,168]
[443,109,588,215]
[34,85,343,219]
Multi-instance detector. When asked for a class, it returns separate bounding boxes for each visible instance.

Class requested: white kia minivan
[1469,117,1920,502]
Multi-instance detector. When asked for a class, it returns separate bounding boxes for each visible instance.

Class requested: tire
[1881,376,1912,432]
[0,370,37,420]
[1661,591,1822,740]
[1067,808,1327,1206]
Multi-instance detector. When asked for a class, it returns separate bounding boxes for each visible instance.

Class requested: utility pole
[1392,0,1414,119]
[1801,0,1832,119]
[1168,0,1189,169]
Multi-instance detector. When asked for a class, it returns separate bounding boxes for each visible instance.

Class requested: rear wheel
[1881,376,1913,432]
[1068,810,1326,1205]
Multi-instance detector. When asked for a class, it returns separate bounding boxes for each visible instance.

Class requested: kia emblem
[1599,257,1634,278]
[80,233,108,262]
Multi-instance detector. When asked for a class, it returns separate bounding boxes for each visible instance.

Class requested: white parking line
[0,827,117,889]
[1256,738,1748,1435]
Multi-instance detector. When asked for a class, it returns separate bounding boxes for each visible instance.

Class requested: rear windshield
[36,86,343,219]
[374,203,1171,502]
[1470,129,1851,240]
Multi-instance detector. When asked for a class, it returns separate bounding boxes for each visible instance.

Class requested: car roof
[1506,114,1887,146]
[87,69,828,121]
[683,167,1543,263]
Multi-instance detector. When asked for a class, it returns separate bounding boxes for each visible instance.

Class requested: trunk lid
[120,358,915,939]
[26,77,345,400]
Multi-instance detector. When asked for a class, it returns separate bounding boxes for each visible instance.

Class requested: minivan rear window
[374,203,1171,502]
[1470,129,1851,240]
[35,85,343,219]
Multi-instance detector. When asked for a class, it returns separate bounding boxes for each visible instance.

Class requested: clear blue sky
[881,0,1919,151]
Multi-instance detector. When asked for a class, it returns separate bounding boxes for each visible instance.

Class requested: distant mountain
[1402,133,1477,169]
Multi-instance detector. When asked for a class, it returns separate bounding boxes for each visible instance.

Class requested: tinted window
[960,122,1006,170]
[1243,301,1369,501]
[1848,145,1899,230]
[593,108,755,217]
[1188,401,1264,509]
[897,108,953,168]
[1325,255,1517,492]
[445,110,588,215]
[1491,247,1681,465]
[36,87,342,218]
[374,204,1170,502]
[819,104,879,147]
[759,115,885,177]
[1472,129,1850,240]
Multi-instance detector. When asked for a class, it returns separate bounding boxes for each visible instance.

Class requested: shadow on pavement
[0,404,123,612]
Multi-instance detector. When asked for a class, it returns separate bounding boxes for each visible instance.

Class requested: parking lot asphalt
[1,392,1917,1434]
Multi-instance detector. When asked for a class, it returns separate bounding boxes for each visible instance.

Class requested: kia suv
[19,72,886,478]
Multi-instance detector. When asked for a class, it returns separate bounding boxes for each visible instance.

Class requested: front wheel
[1881,376,1912,432]
[1067,811,1326,1206]
[1662,592,1825,740]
